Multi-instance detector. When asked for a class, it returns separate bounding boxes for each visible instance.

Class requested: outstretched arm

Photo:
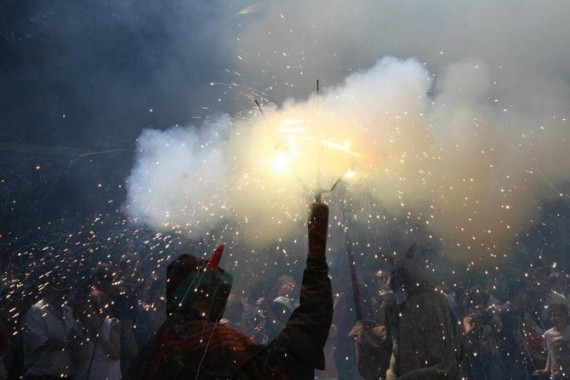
[277,202,333,370]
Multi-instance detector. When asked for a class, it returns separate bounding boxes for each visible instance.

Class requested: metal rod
[254,99,264,115]
[346,234,363,320]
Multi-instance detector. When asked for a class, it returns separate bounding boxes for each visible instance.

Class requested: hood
[385,243,430,294]
[166,245,233,322]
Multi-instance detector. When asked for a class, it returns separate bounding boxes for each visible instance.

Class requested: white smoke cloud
[125,1,570,263]
[124,115,231,239]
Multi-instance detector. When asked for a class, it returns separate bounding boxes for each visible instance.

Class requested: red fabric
[146,319,257,379]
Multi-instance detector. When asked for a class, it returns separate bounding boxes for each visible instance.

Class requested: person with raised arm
[124,201,333,379]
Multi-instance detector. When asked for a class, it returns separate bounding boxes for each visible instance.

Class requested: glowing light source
[272,151,293,173]
[344,169,356,179]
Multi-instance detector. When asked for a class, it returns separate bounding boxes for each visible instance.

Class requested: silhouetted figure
[72,292,121,380]
[350,244,460,380]
[536,303,570,379]
[22,275,82,380]
[124,202,333,379]
[462,287,504,379]
[90,263,139,376]
[254,274,298,343]
[134,272,165,348]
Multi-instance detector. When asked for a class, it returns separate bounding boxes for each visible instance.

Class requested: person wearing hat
[349,244,460,380]
[123,202,333,379]
[22,273,83,380]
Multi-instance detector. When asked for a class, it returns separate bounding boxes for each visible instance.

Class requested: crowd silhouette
[1,205,569,379]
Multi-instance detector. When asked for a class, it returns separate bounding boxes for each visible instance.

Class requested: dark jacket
[385,285,460,380]
[123,254,332,379]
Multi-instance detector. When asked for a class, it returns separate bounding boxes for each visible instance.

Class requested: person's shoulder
[24,300,49,323]
[27,299,46,313]
[62,304,75,317]
[419,288,449,303]
[273,296,294,311]
[544,327,558,338]
[415,289,453,314]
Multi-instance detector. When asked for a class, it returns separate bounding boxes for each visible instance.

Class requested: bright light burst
[269,118,361,192]
[272,150,295,174]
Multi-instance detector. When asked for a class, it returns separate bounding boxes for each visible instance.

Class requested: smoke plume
[125,1,570,264]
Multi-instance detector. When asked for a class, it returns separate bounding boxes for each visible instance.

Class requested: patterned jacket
[123,254,332,380]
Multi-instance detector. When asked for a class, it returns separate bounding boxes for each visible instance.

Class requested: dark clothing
[112,284,138,374]
[499,308,534,380]
[91,283,139,375]
[385,286,460,380]
[124,254,333,379]
[111,284,138,323]
[463,307,504,379]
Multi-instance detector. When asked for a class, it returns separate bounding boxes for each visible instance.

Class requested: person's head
[389,267,411,293]
[453,285,466,306]
[504,278,527,309]
[465,287,488,311]
[166,246,232,322]
[548,303,569,329]
[41,272,69,305]
[388,266,413,305]
[92,263,116,293]
[145,272,164,301]
[119,253,142,283]
[273,275,296,298]
[375,270,391,295]
[390,243,427,291]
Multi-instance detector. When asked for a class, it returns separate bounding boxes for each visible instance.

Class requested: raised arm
[277,202,333,370]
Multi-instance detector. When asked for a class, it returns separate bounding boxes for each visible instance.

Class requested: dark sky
[0,0,241,148]
[0,0,249,235]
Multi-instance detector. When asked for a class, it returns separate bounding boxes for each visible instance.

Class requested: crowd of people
[0,201,569,379]
[0,252,165,380]
[348,259,570,380]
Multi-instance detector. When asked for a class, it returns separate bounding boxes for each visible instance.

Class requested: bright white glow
[344,169,356,179]
[272,151,293,173]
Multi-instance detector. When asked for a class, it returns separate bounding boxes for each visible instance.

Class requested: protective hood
[384,243,429,295]
[166,245,233,322]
